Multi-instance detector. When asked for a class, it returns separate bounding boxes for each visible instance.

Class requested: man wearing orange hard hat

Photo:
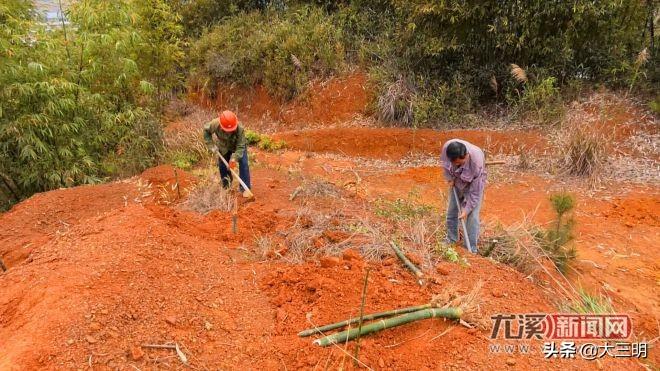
[203,110,252,198]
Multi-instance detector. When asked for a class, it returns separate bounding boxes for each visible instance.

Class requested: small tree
[536,192,577,273]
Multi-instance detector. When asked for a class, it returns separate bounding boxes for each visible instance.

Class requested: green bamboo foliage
[0,0,183,204]
[313,307,462,347]
[299,303,432,337]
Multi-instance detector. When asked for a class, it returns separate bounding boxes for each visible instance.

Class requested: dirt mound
[140,164,195,189]
[599,196,660,227]
[275,127,549,160]
[260,258,635,370]
[138,165,197,203]
[0,164,299,369]
[0,182,140,268]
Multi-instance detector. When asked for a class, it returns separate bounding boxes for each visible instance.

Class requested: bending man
[203,110,252,198]
[440,139,487,253]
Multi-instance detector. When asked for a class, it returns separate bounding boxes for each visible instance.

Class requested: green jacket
[203,118,247,161]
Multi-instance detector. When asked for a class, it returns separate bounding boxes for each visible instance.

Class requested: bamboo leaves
[0,0,182,202]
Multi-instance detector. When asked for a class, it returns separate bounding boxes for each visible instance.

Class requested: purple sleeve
[462,175,484,214]
[462,145,486,214]
[440,141,453,181]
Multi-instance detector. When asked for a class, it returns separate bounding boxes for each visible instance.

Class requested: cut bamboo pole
[298,304,431,337]
[485,160,506,165]
[313,307,462,347]
[389,241,424,285]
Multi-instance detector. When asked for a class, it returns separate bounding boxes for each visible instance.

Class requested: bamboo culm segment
[298,304,432,337]
[313,307,462,347]
[389,241,424,279]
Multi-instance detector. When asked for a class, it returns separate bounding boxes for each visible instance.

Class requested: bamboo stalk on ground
[298,304,432,337]
[313,308,462,347]
[390,241,424,285]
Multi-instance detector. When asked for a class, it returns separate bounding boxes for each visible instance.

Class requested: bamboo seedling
[298,303,432,337]
[313,307,462,347]
[390,241,425,285]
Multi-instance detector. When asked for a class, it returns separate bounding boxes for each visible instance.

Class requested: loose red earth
[1,73,657,369]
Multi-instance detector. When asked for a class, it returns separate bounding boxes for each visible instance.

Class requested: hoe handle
[452,187,475,253]
[218,154,254,198]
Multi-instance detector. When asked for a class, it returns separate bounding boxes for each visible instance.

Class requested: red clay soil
[279,73,371,125]
[274,127,549,160]
[257,149,660,351]
[0,162,646,370]
[190,72,371,129]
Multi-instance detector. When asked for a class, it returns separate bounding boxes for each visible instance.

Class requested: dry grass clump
[431,281,487,329]
[181,176,236,214]
[510,64,528,83]
[164,106,215,170]
[281,206,344,263]
[481,221,543,274]
[377,77,414,125]
[300,178,343,199]
[559,125,608,180]
[253,234,275,260]
[277,204,392,264]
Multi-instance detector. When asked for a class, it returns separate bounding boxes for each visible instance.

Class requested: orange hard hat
[219,110,238,132]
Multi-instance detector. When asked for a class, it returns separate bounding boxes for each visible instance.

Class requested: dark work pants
[218,150,251,192]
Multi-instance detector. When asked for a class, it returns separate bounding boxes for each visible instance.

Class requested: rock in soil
[165,316,177,326]
[319,256,341,268]
[436,264,451,276]
[342,249,361,261]
[130,346,145,361]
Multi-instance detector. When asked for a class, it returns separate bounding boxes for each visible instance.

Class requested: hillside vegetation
[1,0,658,206]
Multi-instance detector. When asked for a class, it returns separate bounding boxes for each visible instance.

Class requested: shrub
[375,197,434,222]
[507,70,564,125]
[163,106,214,172]
[244,129,286,151]
[434,241,466,265]
[650,96,660,115]
[168,150,198,171]
[189,6,345,100]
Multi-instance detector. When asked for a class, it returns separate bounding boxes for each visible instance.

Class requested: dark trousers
[218,150,251,192]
